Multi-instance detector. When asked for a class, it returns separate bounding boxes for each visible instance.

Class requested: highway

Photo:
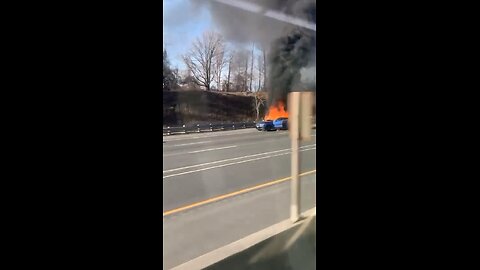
[163,128,316,269]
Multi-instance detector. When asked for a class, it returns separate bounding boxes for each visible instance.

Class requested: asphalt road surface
[163,128,316,269]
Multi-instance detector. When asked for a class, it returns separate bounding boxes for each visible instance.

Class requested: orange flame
[264,100,289,121]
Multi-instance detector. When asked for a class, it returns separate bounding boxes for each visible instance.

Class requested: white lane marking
[163,147,315,179]
[188,145,237,154]
[163,129,259,142]
[172,141,212,147]
[163,144,316,173]
[163,133,292,157]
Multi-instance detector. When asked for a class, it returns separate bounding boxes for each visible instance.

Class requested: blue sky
[163,0,213,71]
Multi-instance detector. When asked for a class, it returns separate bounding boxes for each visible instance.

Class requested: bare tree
[163,49,178,91]
[249,43,254,92]
[213,43,227,91]
[225,51,233,92]
[183,31,224,91]
[233,73,246,92]
[254,45,268,92]
[261,45,267,91]
[244,54,249,92]
[256,53,262,91]
[253,91,267,121]
[230,49,248,92]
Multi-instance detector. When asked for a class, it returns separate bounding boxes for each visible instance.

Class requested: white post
[289,92,301,223]
[291,135,300,222]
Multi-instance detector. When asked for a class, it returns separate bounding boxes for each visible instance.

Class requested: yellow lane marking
[163,169,316,217]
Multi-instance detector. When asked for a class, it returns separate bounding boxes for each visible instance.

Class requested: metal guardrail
[163,121,257,136]
[163,122,316,135]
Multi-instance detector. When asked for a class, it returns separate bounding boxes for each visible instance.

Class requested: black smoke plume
[203,0,316,107]
[268,27,315,106]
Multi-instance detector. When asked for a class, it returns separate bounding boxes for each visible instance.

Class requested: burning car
[258,100,289,131]
[273,117,288,130]
[256,120,276,131]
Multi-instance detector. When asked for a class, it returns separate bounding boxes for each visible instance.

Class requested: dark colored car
[273,117,288,130]
[256,120,276,131]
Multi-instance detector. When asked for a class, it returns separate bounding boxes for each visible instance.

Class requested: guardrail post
[197,124,200,133]
[210,123,213,131]
[243,122,246,128]
[183,124,186,134]
[233,122,235,130]
[221,123,224,130]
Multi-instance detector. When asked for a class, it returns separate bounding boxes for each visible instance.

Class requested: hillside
[163,90,267,126]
